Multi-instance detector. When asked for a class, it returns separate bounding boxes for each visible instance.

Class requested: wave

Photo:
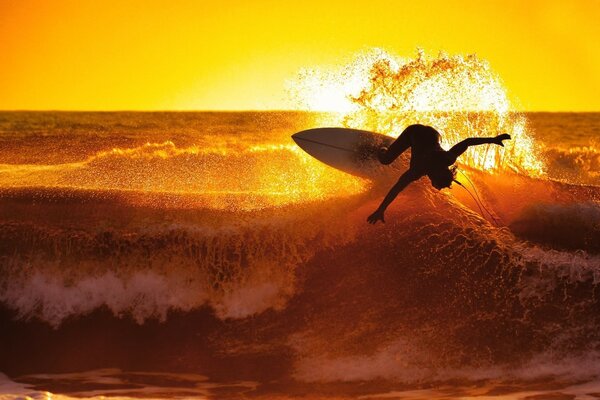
[0,192,362,327]
[510,202,600,253]
[1,137,600,382]
[2,171,599,325]
[293,342,600,383]
[543,145,600,185]
[0,141,366,210]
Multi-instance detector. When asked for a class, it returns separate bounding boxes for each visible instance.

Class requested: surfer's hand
[494,133,511,146]
[367,209,385,224]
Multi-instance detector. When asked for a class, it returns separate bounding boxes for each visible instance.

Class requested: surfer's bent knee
[377,147,393,164]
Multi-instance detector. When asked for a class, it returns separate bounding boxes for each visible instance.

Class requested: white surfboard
[292,127,396,179]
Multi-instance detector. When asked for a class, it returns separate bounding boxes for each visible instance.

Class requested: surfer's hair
[429,166,457,190]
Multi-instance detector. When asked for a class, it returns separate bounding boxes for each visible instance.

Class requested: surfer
[367,124,510,224]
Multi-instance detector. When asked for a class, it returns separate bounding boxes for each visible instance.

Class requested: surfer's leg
[378,126,414,165]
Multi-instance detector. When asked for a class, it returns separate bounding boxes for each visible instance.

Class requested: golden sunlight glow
[286,49,401,113]
[0,1,599,111]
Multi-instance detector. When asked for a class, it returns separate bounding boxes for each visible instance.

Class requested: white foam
[293,338,600,384]
[0,271,211,326]
[514,243,600,302]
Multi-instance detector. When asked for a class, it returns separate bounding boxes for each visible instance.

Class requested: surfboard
[291,127,396,179]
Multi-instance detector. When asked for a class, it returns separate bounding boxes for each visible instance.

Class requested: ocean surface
[0,111,599,400]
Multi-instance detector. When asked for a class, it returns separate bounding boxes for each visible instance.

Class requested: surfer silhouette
[367,124,510,224]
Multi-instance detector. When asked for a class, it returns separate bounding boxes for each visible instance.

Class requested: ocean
[0,111,599,399]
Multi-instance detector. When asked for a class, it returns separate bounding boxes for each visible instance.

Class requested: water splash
[290,49,545,175]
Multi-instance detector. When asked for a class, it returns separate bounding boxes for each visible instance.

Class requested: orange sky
[1,0,599,111]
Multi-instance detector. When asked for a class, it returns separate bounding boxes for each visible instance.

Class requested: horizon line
[1,109,599,113]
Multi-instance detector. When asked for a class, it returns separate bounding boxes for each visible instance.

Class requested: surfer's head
[428,166,457,190]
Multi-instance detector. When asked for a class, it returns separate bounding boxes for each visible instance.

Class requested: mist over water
[0,110,599,399]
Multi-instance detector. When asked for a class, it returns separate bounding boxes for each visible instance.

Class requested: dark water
[0,112,599,399]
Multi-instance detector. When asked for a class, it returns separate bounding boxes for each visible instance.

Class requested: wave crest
[510,202,600,253]
[544,146,600,185]
[0,141,366,210]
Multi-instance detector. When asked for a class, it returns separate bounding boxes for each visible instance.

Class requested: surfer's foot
[377,147,389,164]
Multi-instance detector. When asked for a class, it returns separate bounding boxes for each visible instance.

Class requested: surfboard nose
[291,131,300,144]
[291,128,321,150]
[292,128,318,140]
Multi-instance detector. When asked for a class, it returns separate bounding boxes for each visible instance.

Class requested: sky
[1,0,599,111]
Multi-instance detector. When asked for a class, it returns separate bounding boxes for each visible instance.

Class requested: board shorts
[378,124,444,169]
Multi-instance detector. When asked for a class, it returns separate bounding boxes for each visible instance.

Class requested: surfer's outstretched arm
[367,169,421,224]
[447,133,511,162]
